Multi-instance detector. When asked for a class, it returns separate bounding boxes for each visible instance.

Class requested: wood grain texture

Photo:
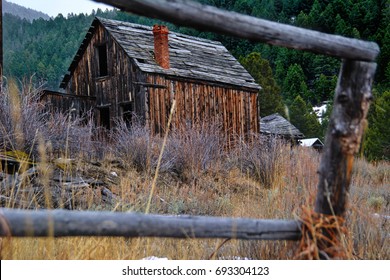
[0,208,301,240]
[315,60,377,216]
[146,74,259,136]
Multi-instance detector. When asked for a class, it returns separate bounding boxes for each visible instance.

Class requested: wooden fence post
[315,60,377,217]
[298,60,377,259]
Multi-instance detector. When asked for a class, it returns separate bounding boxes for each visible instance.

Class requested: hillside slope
[2,0,50,21]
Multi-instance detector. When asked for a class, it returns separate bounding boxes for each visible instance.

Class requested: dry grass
[0,84,388,260]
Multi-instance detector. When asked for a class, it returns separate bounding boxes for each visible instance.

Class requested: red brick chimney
[153,25,170,69]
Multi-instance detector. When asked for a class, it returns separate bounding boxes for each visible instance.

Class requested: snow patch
[313,102,329,124]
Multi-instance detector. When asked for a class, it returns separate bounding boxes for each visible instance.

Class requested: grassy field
[0,82,389,260]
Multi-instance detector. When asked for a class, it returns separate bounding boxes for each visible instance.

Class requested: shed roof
[260,113,304,139]
[298,138,324,147]
[61,17,260,90]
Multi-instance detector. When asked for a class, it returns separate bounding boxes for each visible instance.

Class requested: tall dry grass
[0,82,388,259]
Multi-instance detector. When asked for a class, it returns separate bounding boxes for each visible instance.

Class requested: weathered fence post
[300,60,377,259]
[315,60,376,216]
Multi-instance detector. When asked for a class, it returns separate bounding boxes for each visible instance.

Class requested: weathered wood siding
[64,22,147,128]
[146,74,259,138]
[40,90,95,117]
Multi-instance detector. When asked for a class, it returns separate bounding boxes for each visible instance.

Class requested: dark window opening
[99,107,110,130]
[122,103,134,127]
[97,44,108,77]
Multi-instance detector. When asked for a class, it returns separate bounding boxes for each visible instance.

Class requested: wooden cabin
[58,17,260,137]
[260,113,304,143]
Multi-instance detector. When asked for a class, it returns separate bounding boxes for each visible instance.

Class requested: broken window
[97,44,108,77]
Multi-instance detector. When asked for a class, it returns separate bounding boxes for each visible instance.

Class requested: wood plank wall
[65,23,146,128]
[40,91,95,117]
[146,74,259,141]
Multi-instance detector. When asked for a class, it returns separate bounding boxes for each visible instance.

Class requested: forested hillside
[2,0,389,160]
[2,0,50,21]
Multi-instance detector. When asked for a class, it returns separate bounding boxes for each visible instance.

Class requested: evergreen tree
[2,0,389,110]
[239,52,285,117]
[320,102,333,141]
[313,74,337,104]
[289,95,322,138]
[364,91,390,160]
[282,64,311,103]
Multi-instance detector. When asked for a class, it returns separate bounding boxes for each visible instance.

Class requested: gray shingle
[260,113,304,139]
[98,17,260,90]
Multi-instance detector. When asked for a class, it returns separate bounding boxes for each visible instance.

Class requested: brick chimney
[153,25,170,69]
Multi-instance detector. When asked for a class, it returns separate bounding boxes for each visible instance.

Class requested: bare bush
[230,135,286,188]
[0,81,47,157]
[162,121,225,181]
[42,111,95,158]
[110,119,157,172]
[110,119,225,180]
[0,80,95,160]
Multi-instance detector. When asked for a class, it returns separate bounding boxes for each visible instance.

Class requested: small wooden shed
[298,138,324,151]
[59,17,260,137]
[260,113,304,142]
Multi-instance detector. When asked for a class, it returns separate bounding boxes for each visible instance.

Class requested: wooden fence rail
[93,0,379,62]
[0,208,301,240]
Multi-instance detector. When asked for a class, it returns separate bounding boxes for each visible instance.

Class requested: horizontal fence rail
[94,0,379,62]
[0,208,301,240]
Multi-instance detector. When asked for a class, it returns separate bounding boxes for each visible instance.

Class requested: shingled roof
[260,113,304,139]
[61,17,260,90]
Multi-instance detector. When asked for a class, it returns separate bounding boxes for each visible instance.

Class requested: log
[93,0,379,61]
[315,60,377,216]
[0,208,301,240]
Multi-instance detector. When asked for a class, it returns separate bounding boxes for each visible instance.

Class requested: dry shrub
[0,80,95,160]
[229,135,286,188]
[111,119,225,181]
[110,119,156,172]
[0,80,48,157]
[162,121,225,181]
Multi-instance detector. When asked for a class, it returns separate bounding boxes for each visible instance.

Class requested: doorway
[99,107,110,130]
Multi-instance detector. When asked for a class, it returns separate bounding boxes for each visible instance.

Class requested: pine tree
[282,63,311,104]
[289,95,322,138]
[239,52,285,117]
[364,91,390,160]
[313,74,337,104]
